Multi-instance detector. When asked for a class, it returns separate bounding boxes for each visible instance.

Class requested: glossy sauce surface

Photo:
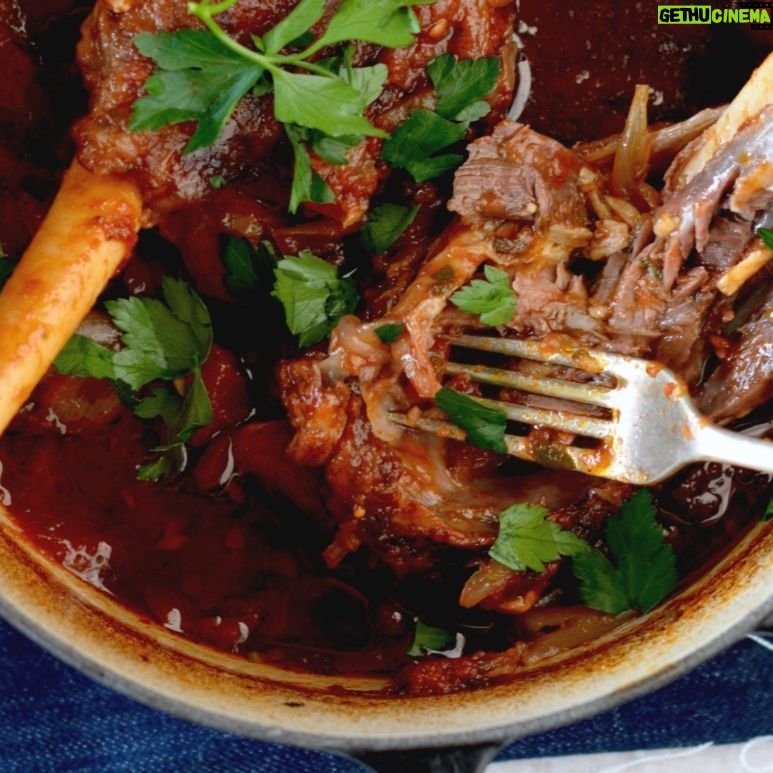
[0,0,770,696]
[0,399,767,690]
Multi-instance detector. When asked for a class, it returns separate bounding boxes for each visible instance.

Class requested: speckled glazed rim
[0,503,770,754]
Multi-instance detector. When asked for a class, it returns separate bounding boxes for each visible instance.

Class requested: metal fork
[390,333,773,485]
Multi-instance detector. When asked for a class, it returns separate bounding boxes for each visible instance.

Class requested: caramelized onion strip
[0,161,142,434]
[576,106,725,166]
[611,84,653,202]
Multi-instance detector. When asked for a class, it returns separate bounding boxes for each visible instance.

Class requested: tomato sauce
[0,404,419,676]
[0,0,770,696]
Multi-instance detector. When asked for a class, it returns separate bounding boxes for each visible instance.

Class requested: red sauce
[0,396,766,690]
[0,409,416,676]
[0,0,769,697]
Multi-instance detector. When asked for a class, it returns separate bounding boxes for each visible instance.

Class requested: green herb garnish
[758,227,773,251]
[381,109,467,182]
[434,386,507,454]
[272,252,359,346]
[56,277,212,391]
[381,52,500,181]
[130,0,432,210]
[134,368,212,480]
[284,124,337,212]
[222,236,277,295]
[54,278,214,480]
[572,489,678,615]
[360,203,420,253]
[489,502,589,573]
[449,265,516,326]
[763,497,773,522]
[428,52,501,122]
[407,620,456,657]
[374,322,405,343]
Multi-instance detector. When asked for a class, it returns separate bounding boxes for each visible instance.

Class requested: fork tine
[449,333,608,371]
[471,394,612,439]
[392,333,773,485]
[445,361,616,408]
[388,412,605,473]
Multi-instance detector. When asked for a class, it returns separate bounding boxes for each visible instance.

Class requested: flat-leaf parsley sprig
[450,264,516,326]
[54,278,215,481]
[489,502,589,574]
[381,52,501,181]
[272,251,360,347]
[130,0,435,209]
[572,489,678,614]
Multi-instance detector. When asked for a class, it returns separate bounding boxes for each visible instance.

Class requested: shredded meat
[448,122,587,226]
[698,278,773,420]
[656,106,773,283]
[276,97,773,653]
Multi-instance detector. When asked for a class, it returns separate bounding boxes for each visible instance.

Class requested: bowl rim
[0,510,770,753]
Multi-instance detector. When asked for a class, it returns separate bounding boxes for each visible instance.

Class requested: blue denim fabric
[0,617,769,772]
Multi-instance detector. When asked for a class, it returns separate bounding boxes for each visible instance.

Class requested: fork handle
[694,424,773,475]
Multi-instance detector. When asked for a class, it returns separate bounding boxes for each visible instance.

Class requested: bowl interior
[0,502,770,752]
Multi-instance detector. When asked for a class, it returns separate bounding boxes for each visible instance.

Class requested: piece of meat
[280,358,625,578]
[74,0,515,223]
[698,280,773,421]
[448,121,587,227]
[73,0,516,306]
[654,106,773,286]
[268,46,773,628]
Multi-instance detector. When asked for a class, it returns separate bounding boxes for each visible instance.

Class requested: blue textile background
[0,617,770,772]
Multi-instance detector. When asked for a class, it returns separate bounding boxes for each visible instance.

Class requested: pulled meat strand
[278,55,773,653]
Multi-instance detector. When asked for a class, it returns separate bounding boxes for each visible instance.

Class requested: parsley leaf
[374,322,405,343]
[427,53,501,122]
[489,503,589,573]
[361,203,420,253]
[407,620,456,657]
[763,497,773,521]
[136,454,178,483]
[222,236,277,295]
[314,0,434,51]
[572,489,678,615]
[104,279,212,391]
[132,368,212,482]
[131,30,263,154]
[56,277,212,392]
[381,109,467,182]
[55,335,117,381]
[758,227,773,251]
[257,0,326,55]
[381,53,500,181]
[435,386,507,454]
[135,368,212,445]
[310,133,363,165]
[285,125,337,212]
[54,278,215,480]
[132,0,430,209]
[450,265,516,326]
[273,70,387,139]
[272,252,359,346]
